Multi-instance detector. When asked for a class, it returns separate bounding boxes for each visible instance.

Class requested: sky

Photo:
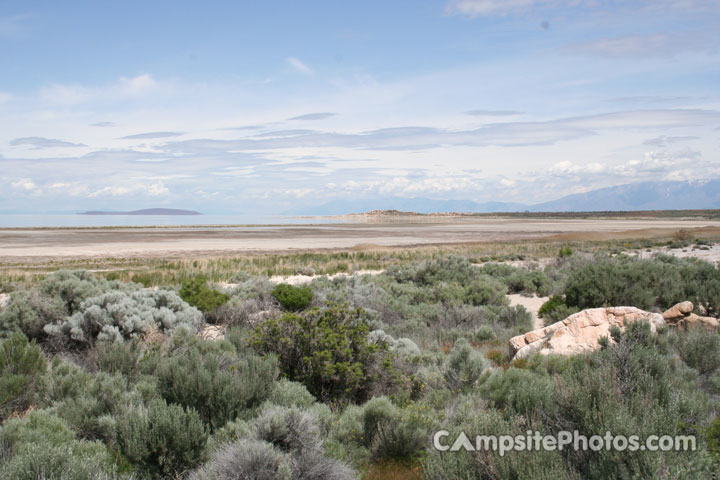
[0,0,719,214]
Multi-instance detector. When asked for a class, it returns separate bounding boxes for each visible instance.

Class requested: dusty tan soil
[1,219,719,259]
[507,294,550,330]
[630,243,720,264]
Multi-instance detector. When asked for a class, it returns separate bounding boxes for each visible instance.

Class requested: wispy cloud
[643,135,699,147]
[446,0,570,17]
[11,178,40,192]
[446,0,720,17]
[159,109,720,153]
[606,96,706,105]
[90,121,116,127]
[253,129,317,137]
[465,109,522,116]
[546,148,711,183]
[10,137,86,149]
[0,14,28,37]
[286,57,314,76]
[568,33,713,58]
[118,73,156,95]
[88,181,169,198]
[121,131,183,140]
[288,112,336,121]
[39,73,160,106]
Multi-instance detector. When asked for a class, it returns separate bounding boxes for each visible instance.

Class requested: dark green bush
[271,283,313,311]
[251,304,386,402]
[0,333,46,419]
[538,295,565,318]
[116,398,208,478]
[707,416,720,463]
[179,277,231,313]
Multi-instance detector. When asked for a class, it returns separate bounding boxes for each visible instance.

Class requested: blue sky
[1,0,719,213]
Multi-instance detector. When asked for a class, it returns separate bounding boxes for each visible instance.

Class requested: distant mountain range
[290,180,720,215]
[527,180,720,212]
[78,208,201,216]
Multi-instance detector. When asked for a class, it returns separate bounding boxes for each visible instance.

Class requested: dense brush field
[1,239,719,478]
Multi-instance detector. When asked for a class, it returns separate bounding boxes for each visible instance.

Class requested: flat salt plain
[1,217,720,260]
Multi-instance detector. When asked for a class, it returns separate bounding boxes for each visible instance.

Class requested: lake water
[0,214,345,228]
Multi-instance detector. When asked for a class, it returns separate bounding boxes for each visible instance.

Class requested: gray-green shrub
[266,379,316,409]
[563,254,720,314]
[0,333,46,419]
[116,398,208,478]
[44,288,203,347]
[0,290,67,339]
[0,410,119,480]
[189,439,292,480]
[254,405,321,453]
[444,338,489,392]
[155,336,277,430]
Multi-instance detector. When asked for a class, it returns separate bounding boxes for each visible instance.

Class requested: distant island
[78,208,202,216]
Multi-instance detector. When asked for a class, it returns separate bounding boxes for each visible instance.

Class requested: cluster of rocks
[661,301,719,330]
[509,301,718,361]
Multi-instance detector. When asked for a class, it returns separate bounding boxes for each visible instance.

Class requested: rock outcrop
[510,306,665,360]
[662,301,719,330]
[509,301,719,361]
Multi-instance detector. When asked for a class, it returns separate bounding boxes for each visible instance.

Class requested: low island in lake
[78,208,201,216]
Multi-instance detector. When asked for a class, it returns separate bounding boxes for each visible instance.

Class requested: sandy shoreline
[1,218,719,259]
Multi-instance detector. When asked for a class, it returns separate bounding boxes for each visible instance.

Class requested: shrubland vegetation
[0,237,719,478]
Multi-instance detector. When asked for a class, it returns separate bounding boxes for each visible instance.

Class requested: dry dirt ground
[507,294,550,330]
[1,218,720,260]
[629,243,720,264]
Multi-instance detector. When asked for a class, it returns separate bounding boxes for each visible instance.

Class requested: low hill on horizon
[78,208,201,216]
[288,197,527,215]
